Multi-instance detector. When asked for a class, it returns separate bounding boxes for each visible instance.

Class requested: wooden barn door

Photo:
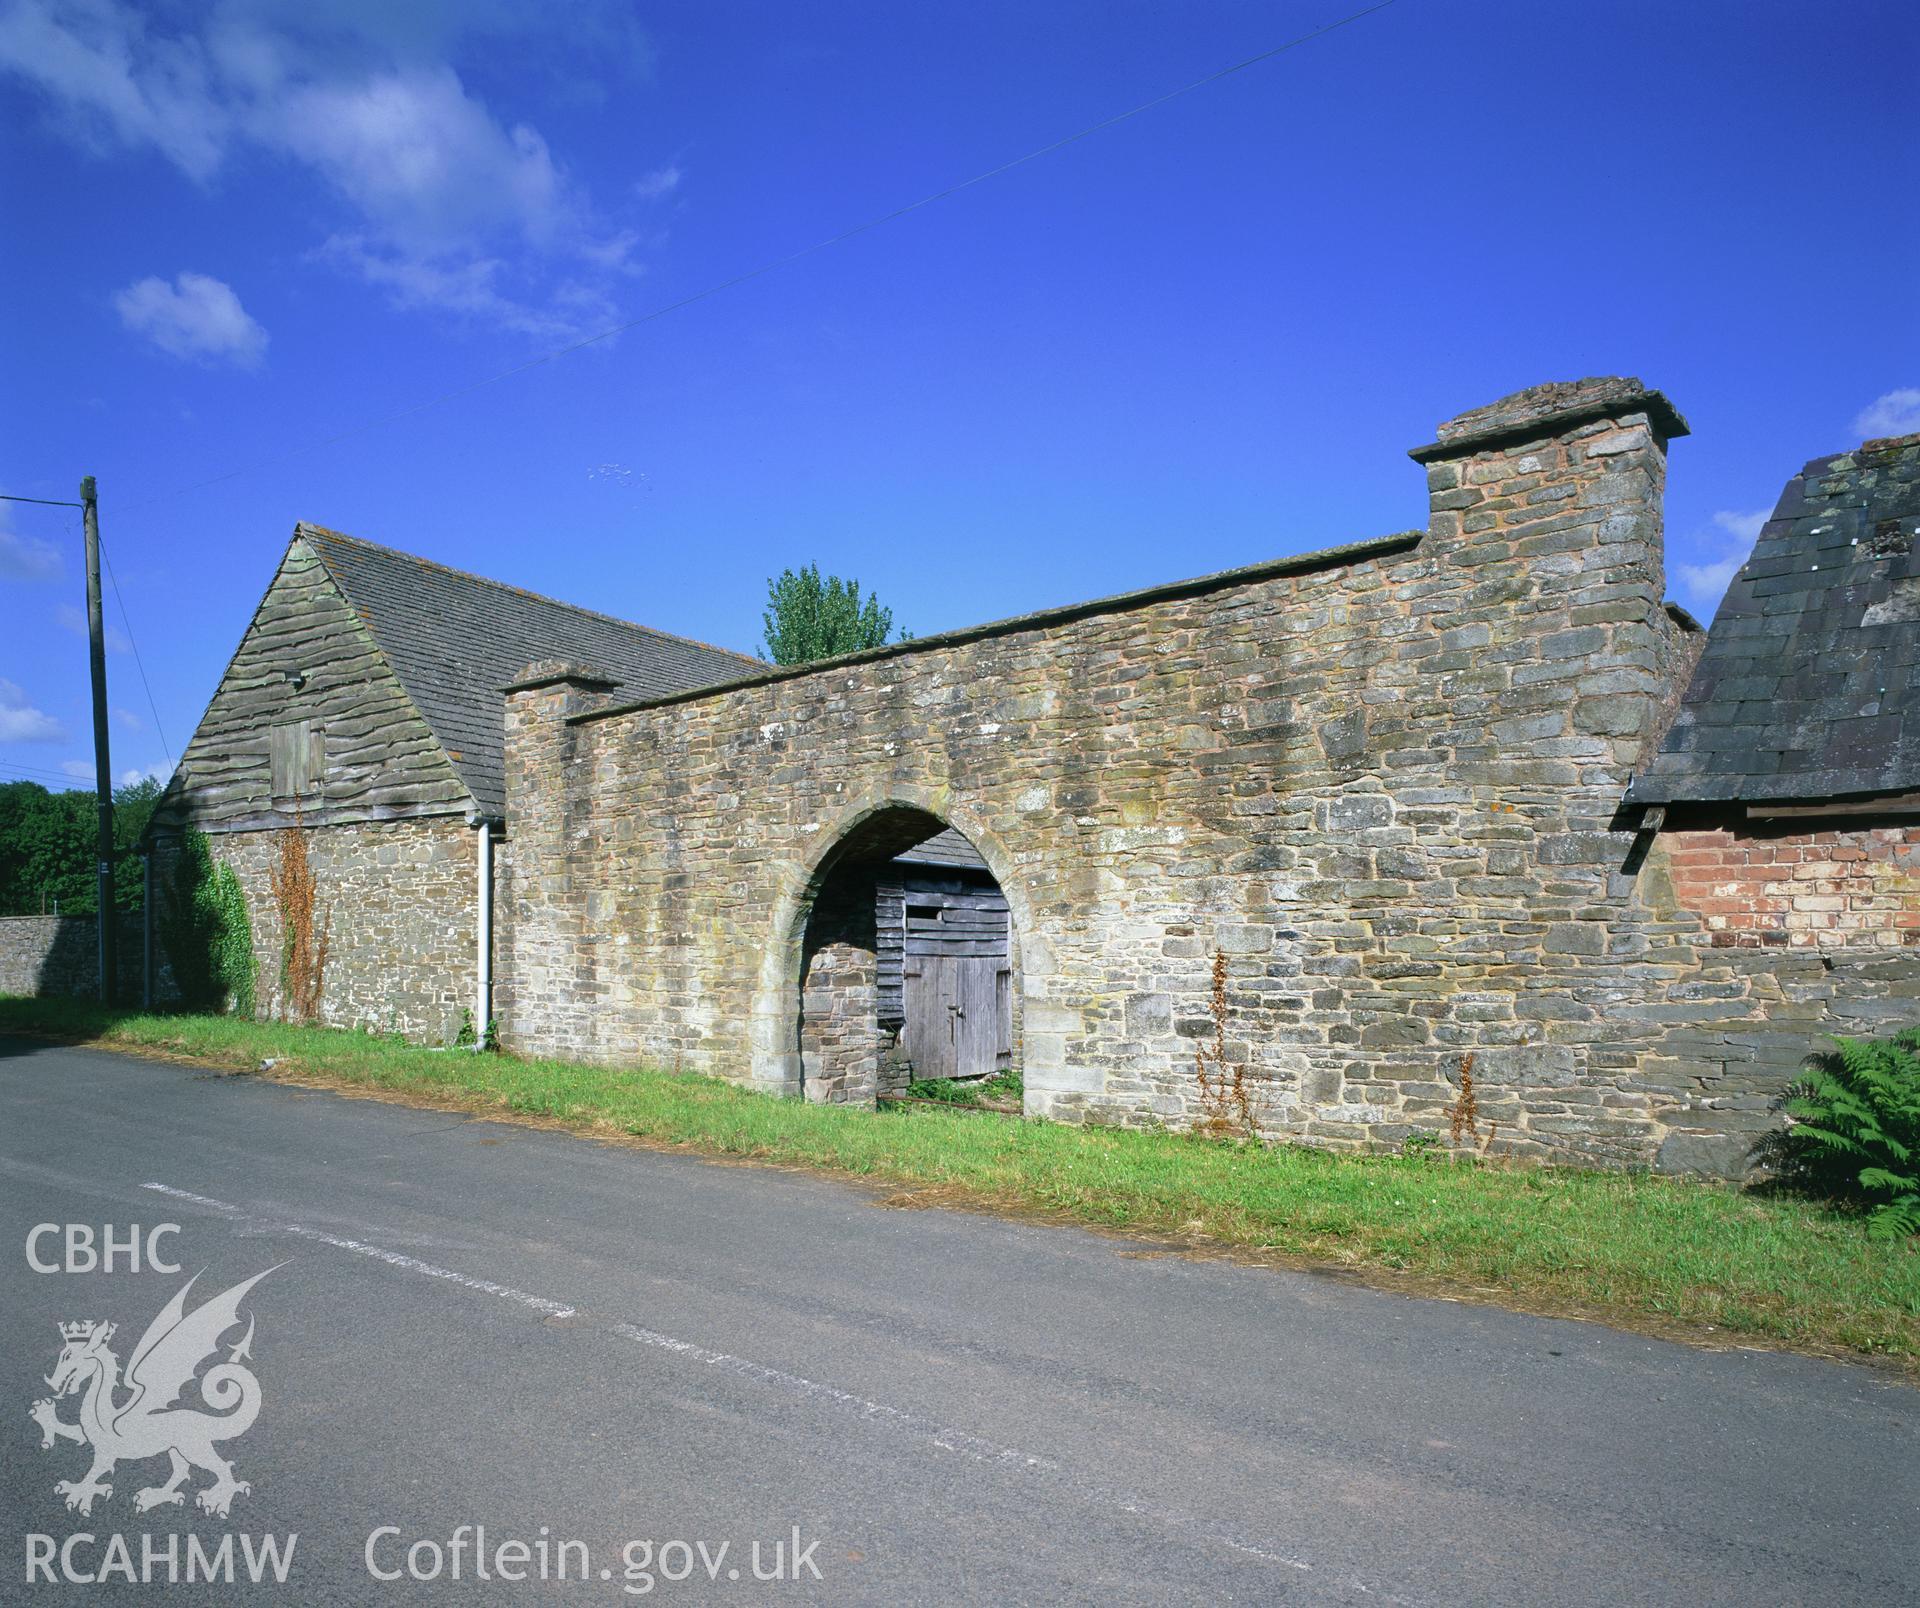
[884,857,1014,1082]
[902,955,1009,1078]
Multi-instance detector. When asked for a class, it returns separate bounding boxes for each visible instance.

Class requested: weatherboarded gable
[154,537,469,834]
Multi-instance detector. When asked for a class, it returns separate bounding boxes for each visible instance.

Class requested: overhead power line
[0,758,166,789]
[0,494,176,772]
[123,0,1400,513]
[101,539,175,767]
[0,759,92,786]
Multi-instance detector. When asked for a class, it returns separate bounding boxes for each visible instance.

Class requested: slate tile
[1633,438,1920,803]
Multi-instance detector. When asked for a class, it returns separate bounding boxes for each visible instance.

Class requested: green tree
[761,563,899,665]
[0,782,85,915]
[113,778,162,900]
[0,777,165,916]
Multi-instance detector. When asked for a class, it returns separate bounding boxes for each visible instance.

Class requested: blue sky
[1,0,1914,793]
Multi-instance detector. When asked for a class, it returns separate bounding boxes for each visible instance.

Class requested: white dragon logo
[30,1266,280,1518]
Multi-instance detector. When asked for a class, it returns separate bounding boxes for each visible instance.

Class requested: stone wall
[498,379,1920,1175]
[802,948,887,1105]
[181,814,485,1042]
[0,915,148,1002]
[797,864,889,1103]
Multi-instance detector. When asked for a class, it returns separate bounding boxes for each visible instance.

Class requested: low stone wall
[802,942,887,1104]
[796,864,878,1102]
[0,914,151,1002]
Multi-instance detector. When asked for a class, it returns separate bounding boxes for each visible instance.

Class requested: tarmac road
[3,1034,1915,1604]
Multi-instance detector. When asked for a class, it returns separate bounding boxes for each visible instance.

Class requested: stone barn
[146,524,758,1039]
[498,377,1920,1175]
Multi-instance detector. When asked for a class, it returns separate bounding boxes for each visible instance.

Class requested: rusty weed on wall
[269,819,330,1024]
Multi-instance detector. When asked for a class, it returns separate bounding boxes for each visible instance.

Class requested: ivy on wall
[159,831,256,1015]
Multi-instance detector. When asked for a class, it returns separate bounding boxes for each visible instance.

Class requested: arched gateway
[747,795,1028,1105]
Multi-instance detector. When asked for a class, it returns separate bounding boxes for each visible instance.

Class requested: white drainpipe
[475,820,494,1049]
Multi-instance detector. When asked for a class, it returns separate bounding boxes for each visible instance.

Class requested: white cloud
[0,679,64,743]
[1675,552,1746,610]
[633,163,680,201]
[0,525,63,580]
[0,2,660,337]
[112,706,142,730]
[41,759,166,789]
[55,603,132,653]
[114,271,267,365]
[0,0,230,178]
[1710,508,1769,545]
[1856,388,1920,441]
[317,235,608,339]
[270,67,570,255]
[1675,508,1772,613]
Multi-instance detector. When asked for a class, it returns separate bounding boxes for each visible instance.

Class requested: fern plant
[1779,1029,1920,1239]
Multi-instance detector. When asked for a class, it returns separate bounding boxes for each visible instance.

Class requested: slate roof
[1628,433,1920,805]
[301,525,762,816]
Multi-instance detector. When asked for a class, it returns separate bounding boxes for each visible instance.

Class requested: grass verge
[6,996,1917,1373]
[899,1070,1024,1111]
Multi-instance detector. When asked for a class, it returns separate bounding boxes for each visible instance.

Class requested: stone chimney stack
[503,659,620,710]
[1407,376,1692,777]
[502,658,620,823]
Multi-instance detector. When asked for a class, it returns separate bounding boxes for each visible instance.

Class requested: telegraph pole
[81,475,116,1003]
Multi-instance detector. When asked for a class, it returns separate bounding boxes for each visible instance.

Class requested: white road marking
[143,1180,1316,1576]
[141,1181,577,1319]
[611,1320,1313,1572]
[613,1321,1056,1470]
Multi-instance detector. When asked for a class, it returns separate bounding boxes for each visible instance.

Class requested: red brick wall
[1666,824,1920,949]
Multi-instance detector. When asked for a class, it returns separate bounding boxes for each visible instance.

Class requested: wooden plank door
[952,957,1001,1076]
[902,957,956,1078]
[903,956,1010,1079]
